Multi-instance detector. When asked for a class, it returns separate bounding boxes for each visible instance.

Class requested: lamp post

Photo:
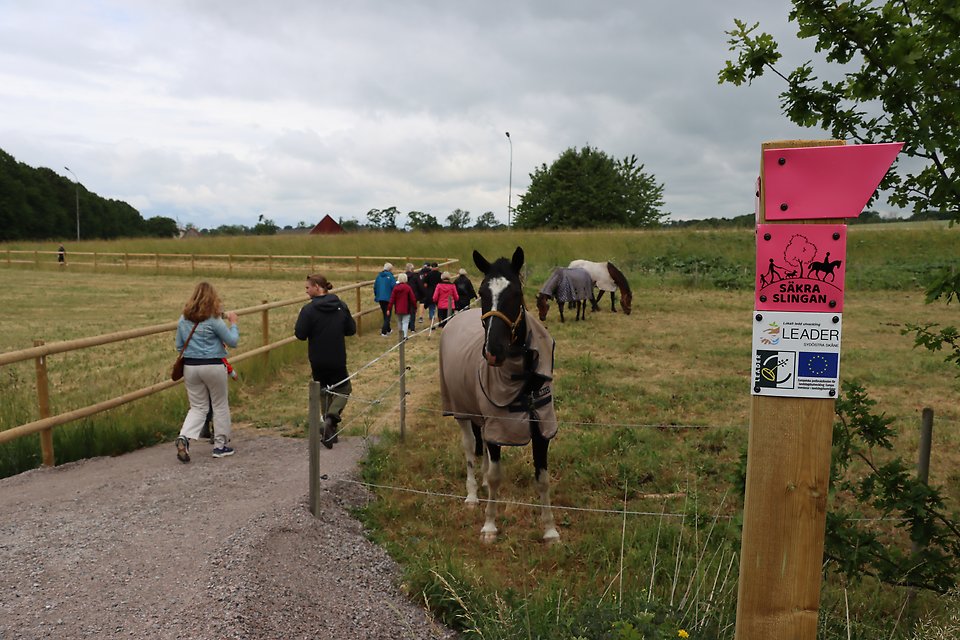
[505,131,513,228]
[64,166,80,241]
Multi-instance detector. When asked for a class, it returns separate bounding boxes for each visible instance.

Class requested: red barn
[309,215,344,235]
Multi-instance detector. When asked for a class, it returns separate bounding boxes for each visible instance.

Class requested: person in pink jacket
[432,272,460,327]
[387,273,418,339]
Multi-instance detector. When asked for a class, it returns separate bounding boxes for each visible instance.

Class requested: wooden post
[310,255,314,272]
[34,250,38,266]
[155,253,160,274]
[736,140,844,640]
[356,286,362,337]
[93,252,98,271]
[398,330,406,443]
[191,254,195,275]
[308,381,322,516]
[268,254,272,273]
[261,299,269,368]
[124,252,129,272]
[229,254,233,275]
[33,339,55,467]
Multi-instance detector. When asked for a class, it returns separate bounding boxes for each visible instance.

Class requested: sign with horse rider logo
[755,224,847,313]
[752,310,842,399]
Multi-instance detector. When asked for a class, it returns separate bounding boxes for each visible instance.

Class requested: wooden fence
[0,257,458,466]
[1,249,451,278]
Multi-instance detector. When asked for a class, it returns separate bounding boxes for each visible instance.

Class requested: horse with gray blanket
[536,266,593,322]
[439,247,560,543]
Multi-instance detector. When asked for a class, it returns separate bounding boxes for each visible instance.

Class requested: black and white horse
[439,247,560,543]
[568,259,633,314]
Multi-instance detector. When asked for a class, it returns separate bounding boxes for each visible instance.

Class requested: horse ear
[473,250,490,274]
[511,246,524,273]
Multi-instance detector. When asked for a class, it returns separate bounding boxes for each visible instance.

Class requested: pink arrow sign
[763,142,902,219]
[756,224,847,312]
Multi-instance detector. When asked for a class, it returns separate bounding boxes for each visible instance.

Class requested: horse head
[474,246,526,367]
[607,262,633,315]
[620,290,633,315]
[535,293,551,321]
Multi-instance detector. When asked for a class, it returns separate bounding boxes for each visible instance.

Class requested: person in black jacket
[422,262,443,326]
[294,273,357,448]
[454,268,477,311]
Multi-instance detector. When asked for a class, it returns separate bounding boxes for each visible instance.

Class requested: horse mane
[606,262,631,294]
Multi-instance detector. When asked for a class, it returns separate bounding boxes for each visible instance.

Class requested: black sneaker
[322,416,337,449]
[176,436,190,463]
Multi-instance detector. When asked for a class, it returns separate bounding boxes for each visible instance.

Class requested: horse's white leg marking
[536,468,560,543]
[458,419,479,506]
[481,450,501,543]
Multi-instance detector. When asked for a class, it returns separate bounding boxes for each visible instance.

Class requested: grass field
[1,225,959,638]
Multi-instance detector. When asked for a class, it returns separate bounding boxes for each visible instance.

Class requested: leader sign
[752,311,842,399]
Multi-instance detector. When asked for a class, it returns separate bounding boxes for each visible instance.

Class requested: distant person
[174,282,240,463]
[57,244,65,267]
[433,271,459,327]
[294,273,357,449]
[417,262,431,324]
[454,268,476,311]
[422,262,442,326]
[387,273,417,340]
[373,262,397,337]
[404,263,427,334]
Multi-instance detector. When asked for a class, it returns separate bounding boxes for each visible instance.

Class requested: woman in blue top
[174,282,240,463]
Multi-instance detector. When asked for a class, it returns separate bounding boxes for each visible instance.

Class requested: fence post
[191,254,195,275]
[261,300,269,368]
[308,381,322,516]
[310,255,314,272]
[229,254,233,275]
[155,253,160,274]
[124,252,129,272]
[398,330,406,443]
[268,254,272,273]
[33,339,55,467]
[356,286,362,337]
[93,252,98,272]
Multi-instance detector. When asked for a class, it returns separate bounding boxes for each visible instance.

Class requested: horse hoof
[464,497,479,509]
[480,531,498,544]
[543,529,560,545]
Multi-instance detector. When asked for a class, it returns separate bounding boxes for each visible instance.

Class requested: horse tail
[606,262,631,295]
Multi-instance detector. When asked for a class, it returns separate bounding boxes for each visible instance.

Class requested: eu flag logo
[797,352,838,378]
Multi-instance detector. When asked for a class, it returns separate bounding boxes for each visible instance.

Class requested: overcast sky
[1,1,848,230]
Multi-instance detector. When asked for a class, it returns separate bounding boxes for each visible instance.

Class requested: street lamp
[505,131,513,228]
[64,166,80,241]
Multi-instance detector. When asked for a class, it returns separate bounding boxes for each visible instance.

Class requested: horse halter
[481,307,525,344]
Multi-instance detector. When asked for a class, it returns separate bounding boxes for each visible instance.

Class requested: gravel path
[0,431,457,639]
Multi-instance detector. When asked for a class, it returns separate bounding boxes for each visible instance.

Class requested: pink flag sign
[763,142,902,220]
[755,224,847,312]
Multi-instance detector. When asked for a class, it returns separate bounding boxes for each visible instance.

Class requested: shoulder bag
[171,322,200,381]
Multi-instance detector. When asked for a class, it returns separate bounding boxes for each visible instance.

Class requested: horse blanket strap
[439,308,558,446]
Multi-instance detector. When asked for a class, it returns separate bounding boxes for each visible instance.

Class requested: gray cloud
[1,1,868,231]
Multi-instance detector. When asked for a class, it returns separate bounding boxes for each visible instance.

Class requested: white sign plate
[751,311,842,398]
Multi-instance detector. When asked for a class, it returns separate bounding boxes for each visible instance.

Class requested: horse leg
[531,424,560,543]
[481,443,502,543]
[610,290,618,313]
[458,419,483,506]
[558,303,565,323]
[593,290,605,311]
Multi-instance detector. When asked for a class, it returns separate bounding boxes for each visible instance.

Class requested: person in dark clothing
[422,262,443,326]
[403,263,427,333]
[454,268,477,311]
[57,244,65,266]
[294,273,357,448]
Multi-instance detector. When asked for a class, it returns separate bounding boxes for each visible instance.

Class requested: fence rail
[2,249,453,278]
[0,256,458,464]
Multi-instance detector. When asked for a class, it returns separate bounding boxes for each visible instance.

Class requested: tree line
[0,148,178,241]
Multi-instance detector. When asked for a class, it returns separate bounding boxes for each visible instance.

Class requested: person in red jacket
[387,273,418,339]
[432,271,460,327]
